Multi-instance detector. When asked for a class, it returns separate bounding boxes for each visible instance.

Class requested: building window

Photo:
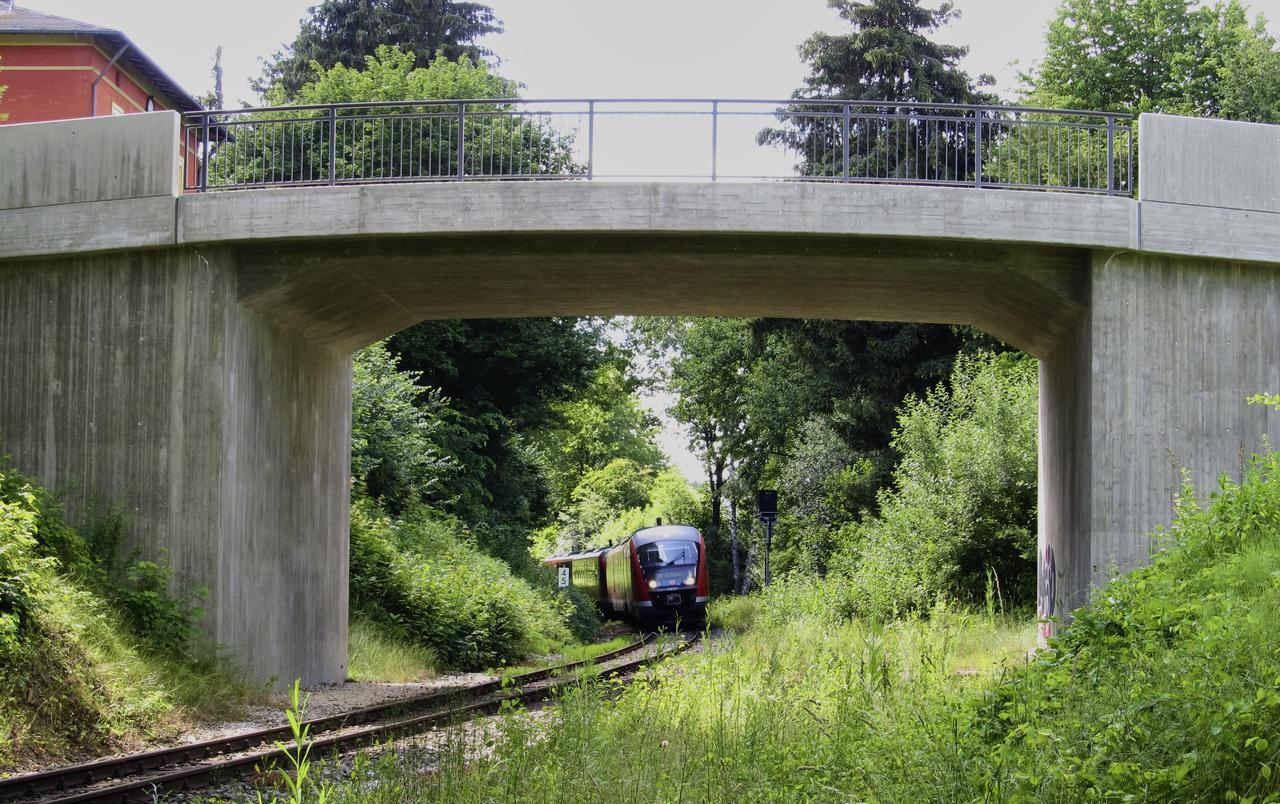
[110,102,124,116]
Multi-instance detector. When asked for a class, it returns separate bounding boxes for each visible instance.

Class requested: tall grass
[346,614,437,683]
[0,468,265,768]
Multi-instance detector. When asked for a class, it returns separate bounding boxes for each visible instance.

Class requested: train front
[632,525,710,625]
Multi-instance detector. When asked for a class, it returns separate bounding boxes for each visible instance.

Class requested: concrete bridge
[1,107,1278,684]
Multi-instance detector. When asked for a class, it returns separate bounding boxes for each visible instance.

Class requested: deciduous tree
[1024,0,1280,122]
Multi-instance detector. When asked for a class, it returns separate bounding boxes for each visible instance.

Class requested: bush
[0,484,53,660]
[836,351,1039,618]
[0,467,262,767]
[350,500,582,670]
[113,561,202,655]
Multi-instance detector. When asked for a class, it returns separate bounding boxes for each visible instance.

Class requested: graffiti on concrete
[1037,543,1056,640]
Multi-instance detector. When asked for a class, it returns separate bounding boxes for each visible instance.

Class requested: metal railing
[183,99,1134,195]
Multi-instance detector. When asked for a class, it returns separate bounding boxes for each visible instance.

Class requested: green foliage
[838,351,1039,616]
[352,341,458,513]
[215,48,580,191]
[1025,0,1280,121]
[0,485,52,660]
[388,317,608,557]
[771,416,876,576]
[259,680,332,804]
[531,362,664,510]
[1249,392,1280,410]
[348,500,582,670]
[259,0,502,97]
[592,468,704,550]
[0,468,262,767]
[113,561,202,656]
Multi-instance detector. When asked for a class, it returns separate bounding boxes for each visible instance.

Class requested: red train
[547,524,710,625]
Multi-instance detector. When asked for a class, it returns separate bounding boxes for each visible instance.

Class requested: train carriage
[548,523,710,626]
[545,547,612,613]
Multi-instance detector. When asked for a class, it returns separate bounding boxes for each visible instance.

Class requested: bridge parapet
[0,111,181,209]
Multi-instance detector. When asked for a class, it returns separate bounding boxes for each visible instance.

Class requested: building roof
[0,5,202,112]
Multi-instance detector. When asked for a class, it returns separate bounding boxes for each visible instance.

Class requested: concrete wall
[0,111,180,209]
[1140,113,1280,213]
[0,246,349,684]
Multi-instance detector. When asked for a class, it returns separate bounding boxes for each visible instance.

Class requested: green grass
[0,575,266,770]
[346,614,438,682]
[0,466,266,770]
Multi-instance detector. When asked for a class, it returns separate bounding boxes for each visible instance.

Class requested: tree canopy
[259,0,502,97]
[1024,0,1280,121]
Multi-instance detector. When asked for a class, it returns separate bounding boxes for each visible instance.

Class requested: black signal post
[756,490,778,587]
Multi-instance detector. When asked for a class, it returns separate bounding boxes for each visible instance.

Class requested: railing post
[457,101,466,181]
[973,110,983,189]
[199,114,210,192]
[842,102,851,182]
[328,106,337,186]
[711,100,719,182]
[587,100,595,181]
[1105,115,1116,195]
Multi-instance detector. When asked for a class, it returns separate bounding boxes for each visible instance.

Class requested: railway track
[1,632,694,803]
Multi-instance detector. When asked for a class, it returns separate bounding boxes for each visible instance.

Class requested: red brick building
[0,2,205,183]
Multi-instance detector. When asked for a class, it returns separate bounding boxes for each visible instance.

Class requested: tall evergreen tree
[258,0,502,97]
[755,0,1001,510]
[760,0,994,180]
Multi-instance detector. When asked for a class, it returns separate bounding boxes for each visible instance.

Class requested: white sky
[27,0,1280,110]
[21,0,1280,479]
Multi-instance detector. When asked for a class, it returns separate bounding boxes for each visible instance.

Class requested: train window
[638,540,698,567]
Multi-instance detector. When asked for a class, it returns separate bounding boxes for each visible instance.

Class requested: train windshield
[638,540,698,568]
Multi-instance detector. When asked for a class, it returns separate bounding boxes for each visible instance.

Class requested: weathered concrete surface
[176,180,1136,251]
[1040,251,1280,619]
[1140,113,1280,213]
[234,234,1086,358]
[0,247,349,684]
[0,112,181,209]
[0,196,177,259]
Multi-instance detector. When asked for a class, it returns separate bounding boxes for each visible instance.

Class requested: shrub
[836,351,1039,618]
[350,500,580,670]
[113,560,202,655]
[0,485,53,660]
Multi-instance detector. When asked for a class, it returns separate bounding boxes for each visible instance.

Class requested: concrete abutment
[0,246,350,683]
[1039,251,1280,626]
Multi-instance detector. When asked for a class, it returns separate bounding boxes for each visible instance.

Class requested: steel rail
[190,98,1132,119]
[42,636,696,804]
[183,97,1134,195]
[0,634,667,803]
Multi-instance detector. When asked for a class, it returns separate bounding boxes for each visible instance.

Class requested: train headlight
[684,574,695,586]
[648,580,658,589]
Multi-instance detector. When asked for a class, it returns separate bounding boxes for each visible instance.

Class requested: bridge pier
[0,246,350,684]
[1040,250,1280,624]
